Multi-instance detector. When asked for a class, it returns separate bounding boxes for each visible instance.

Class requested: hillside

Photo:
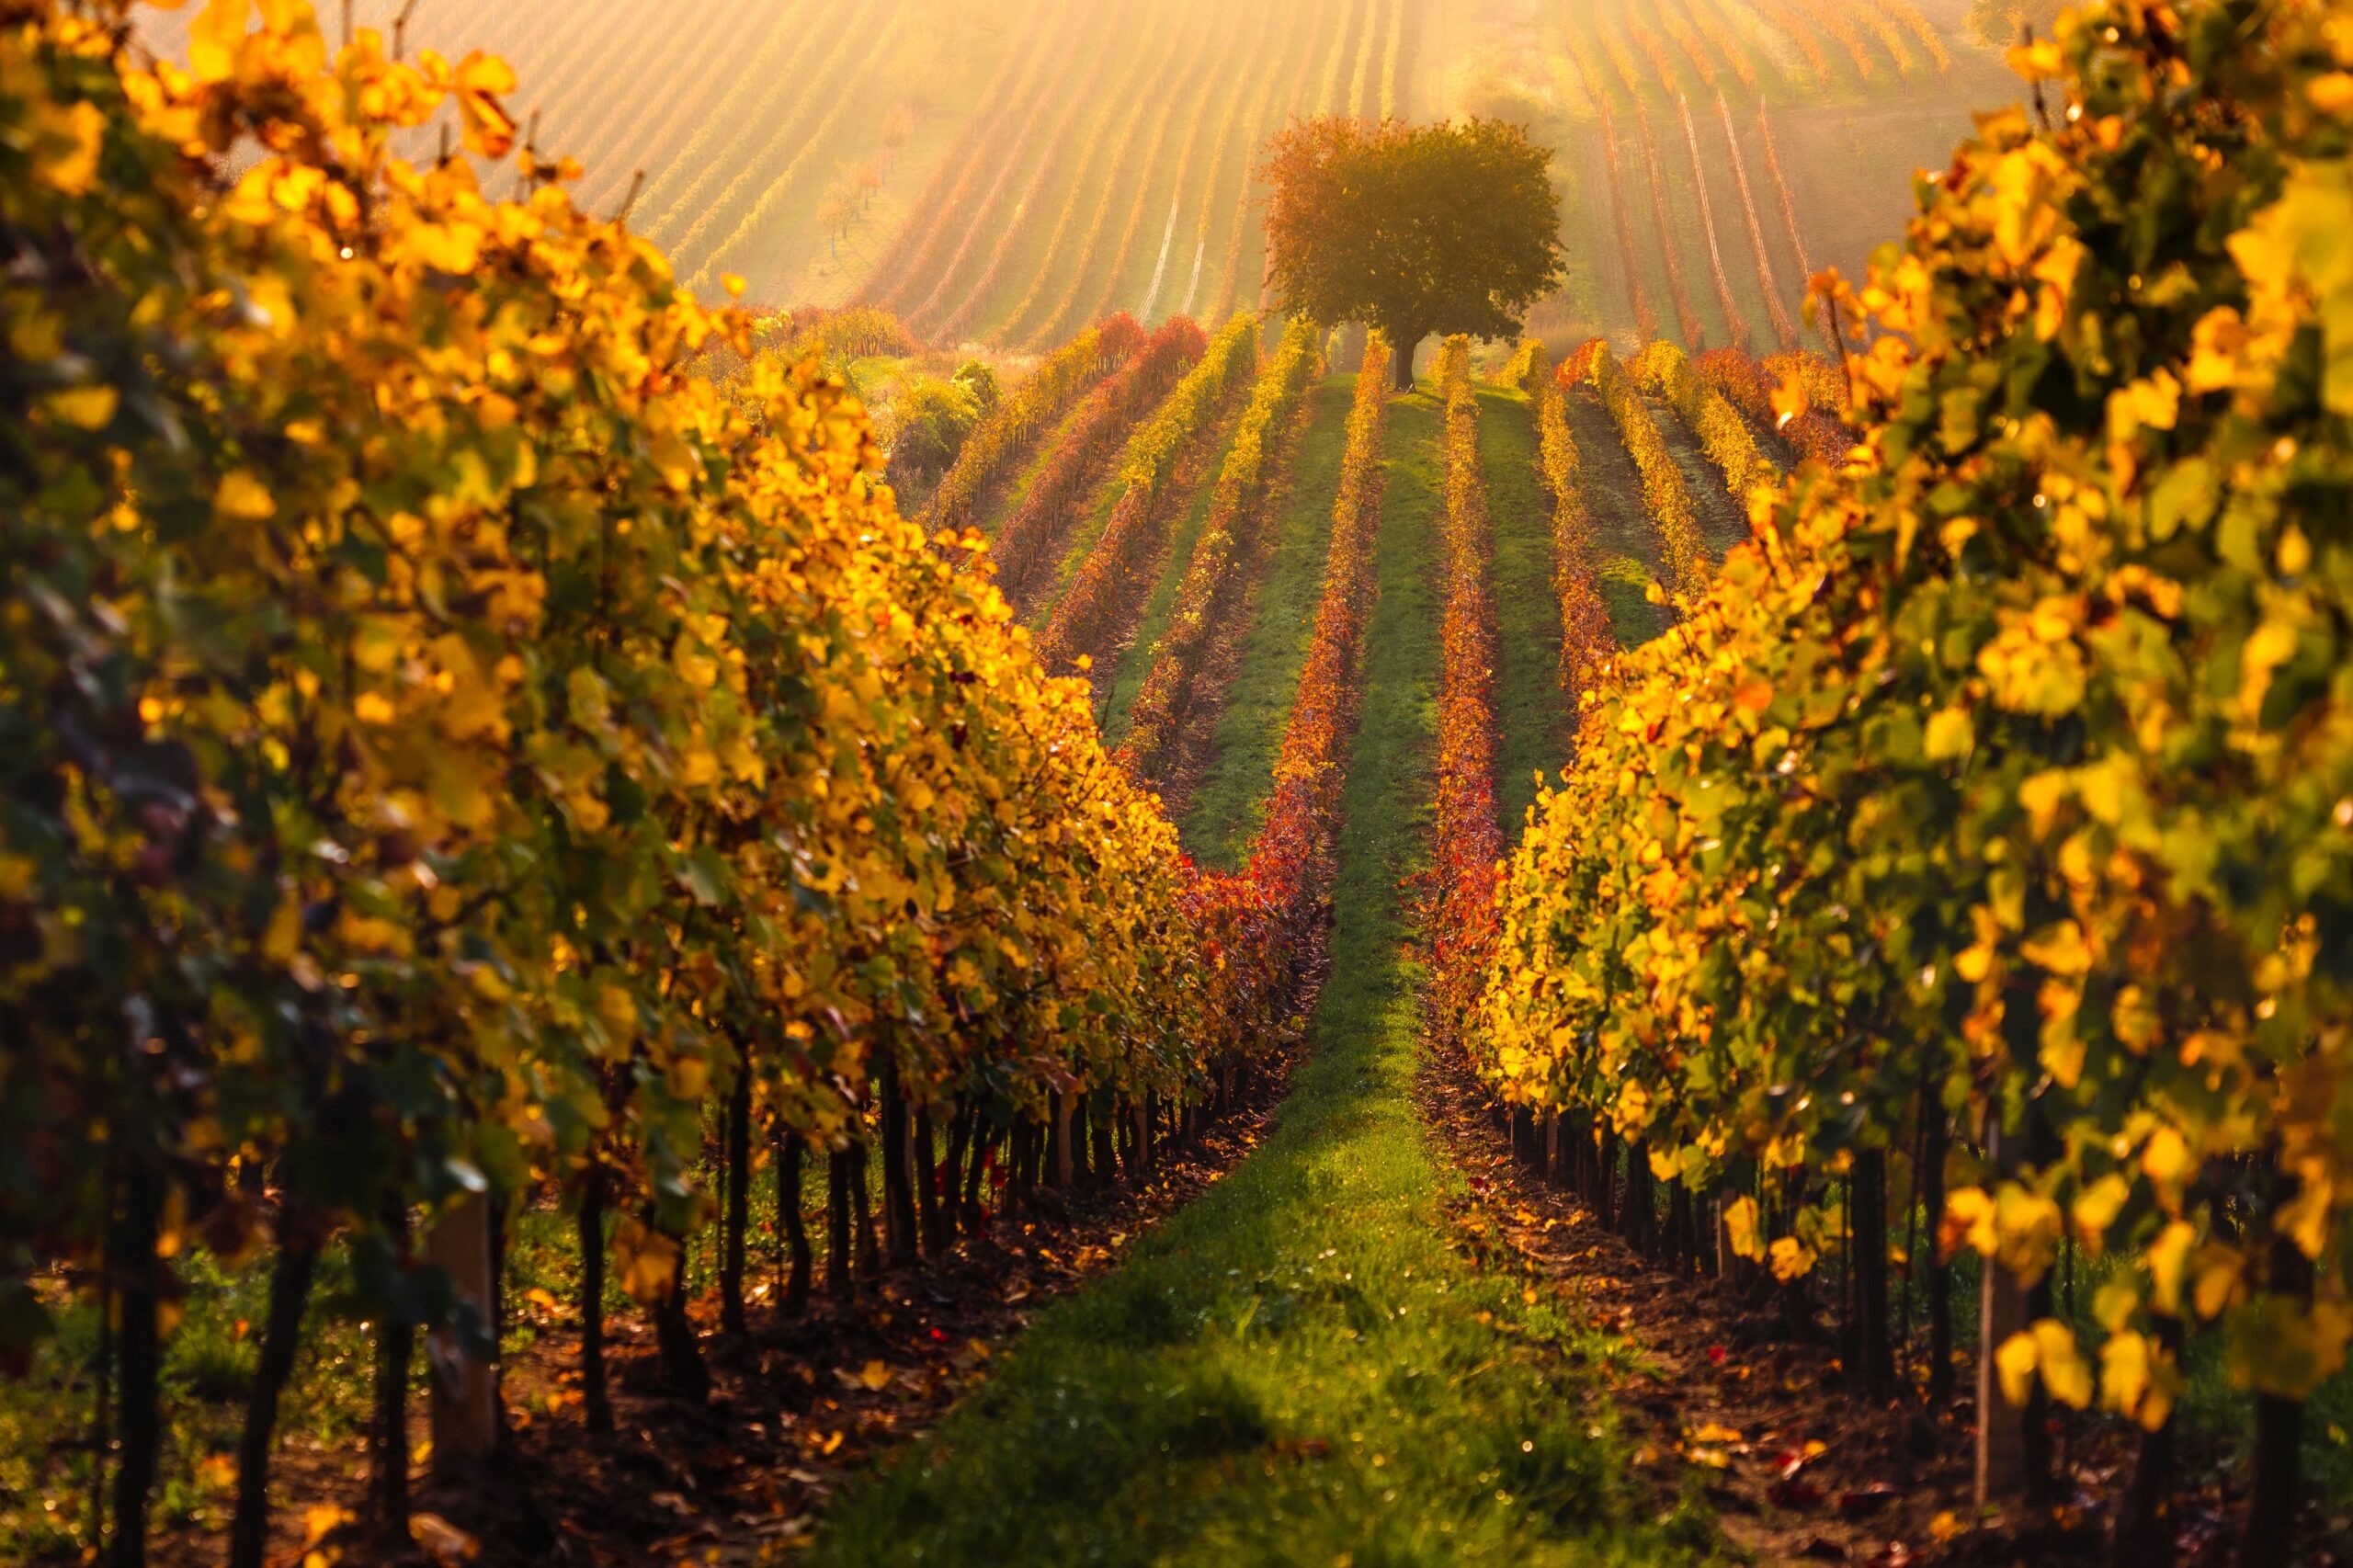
[135,0,2012,350]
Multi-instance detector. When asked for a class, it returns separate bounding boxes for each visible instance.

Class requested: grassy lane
[1642,390,1751,559]
[807,385,1693,1568]
[979,393,1105,540]
[1097,415,1249,745]
[1475,384,1570,836]
[1560,386,1674,650]
[1181,375,1354,868]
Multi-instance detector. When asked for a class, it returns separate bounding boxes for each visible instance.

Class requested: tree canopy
[1259,117,1564,389]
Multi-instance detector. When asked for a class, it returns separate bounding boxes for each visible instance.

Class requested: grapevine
[0,14,1302,1562]
[625,5,831,234]
[1755,101,1843,360]
[1632,101,1711,350]
[1209,0,1316,320]
[1656,4,1721,93]
[1879,0,1953,72]
[1693,346,1850,467]
[988,316,1208,610]
[1677,0,1761,93]
[1524,346,1618,713]
[1315,0,1367,115]
[646,17,867,253]
[1745,0,1836,87]
[1025,18,1222,350]
[1423,340,1506,1040]
[682,11,916,295]
[925,315,1147,538]
[985,6,1175,345]
[901,17,1096,333]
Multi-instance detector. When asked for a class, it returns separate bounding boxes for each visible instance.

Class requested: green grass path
[1182,374,1356,869]
[1099,415,1249,745]
[1476,385,1570,837]
[807,384,1691,1568]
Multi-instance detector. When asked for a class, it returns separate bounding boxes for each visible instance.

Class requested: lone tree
[1260,117,1564,391]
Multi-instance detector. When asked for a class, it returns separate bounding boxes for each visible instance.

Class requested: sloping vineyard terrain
[133,0,1995,355]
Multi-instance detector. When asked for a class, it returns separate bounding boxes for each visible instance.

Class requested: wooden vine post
[426,1195,501,1467]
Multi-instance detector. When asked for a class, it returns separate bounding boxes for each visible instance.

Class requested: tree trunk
[88,1256,111,1551]
[1090,1091,1117,1188]
[1009,1116,1036,1210]
[1070,1092,1093,1189]
[944,1104,972,1238]
[1855,1148,1895,1402]
[881,1072,918,1269]
[1976,1121,2035,1510]
[108,1162,165,1568]
[652,1241,709,1403]
[722,1069,752,1335]
[777,1131,812,1311]
[1923,1100,1954,1408]
[230,1222,319,1568]
[2239,1205,2314,1568]
[850,1140,881,1278]
[962,1123,992,1230]
[579,1162,612,1436]
[1668,1183,1696,1275]
[425,1193,500,1468]
[915,1105,944,1257]
[1051,1092,1074,1187]
[2240,1394,2302,1568]
[1621,1145,1654,1256]
[1389,330,1418,391]
[2110,1315,2181,1568]
[826,1149,854,1299]
[371,1202,413,1539]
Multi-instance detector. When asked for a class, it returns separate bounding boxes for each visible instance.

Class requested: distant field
[135,0,2018,352]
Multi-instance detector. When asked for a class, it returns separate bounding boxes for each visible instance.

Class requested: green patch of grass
[1,1247,381,1558]
[1475,386,1572,836]
[0,1182,847,1560]
[806,382,1697,1567]
[1558,390,1674,651]
[1098,415,1248,745]
[1599,556,1668,650]
[1027,479,1129,629]
[1181,375,1357,868]
[979,393,1106,541]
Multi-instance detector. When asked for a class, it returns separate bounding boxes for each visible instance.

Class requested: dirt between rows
[160,1038,1308,1568]
[1413,1045,2345,1568]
